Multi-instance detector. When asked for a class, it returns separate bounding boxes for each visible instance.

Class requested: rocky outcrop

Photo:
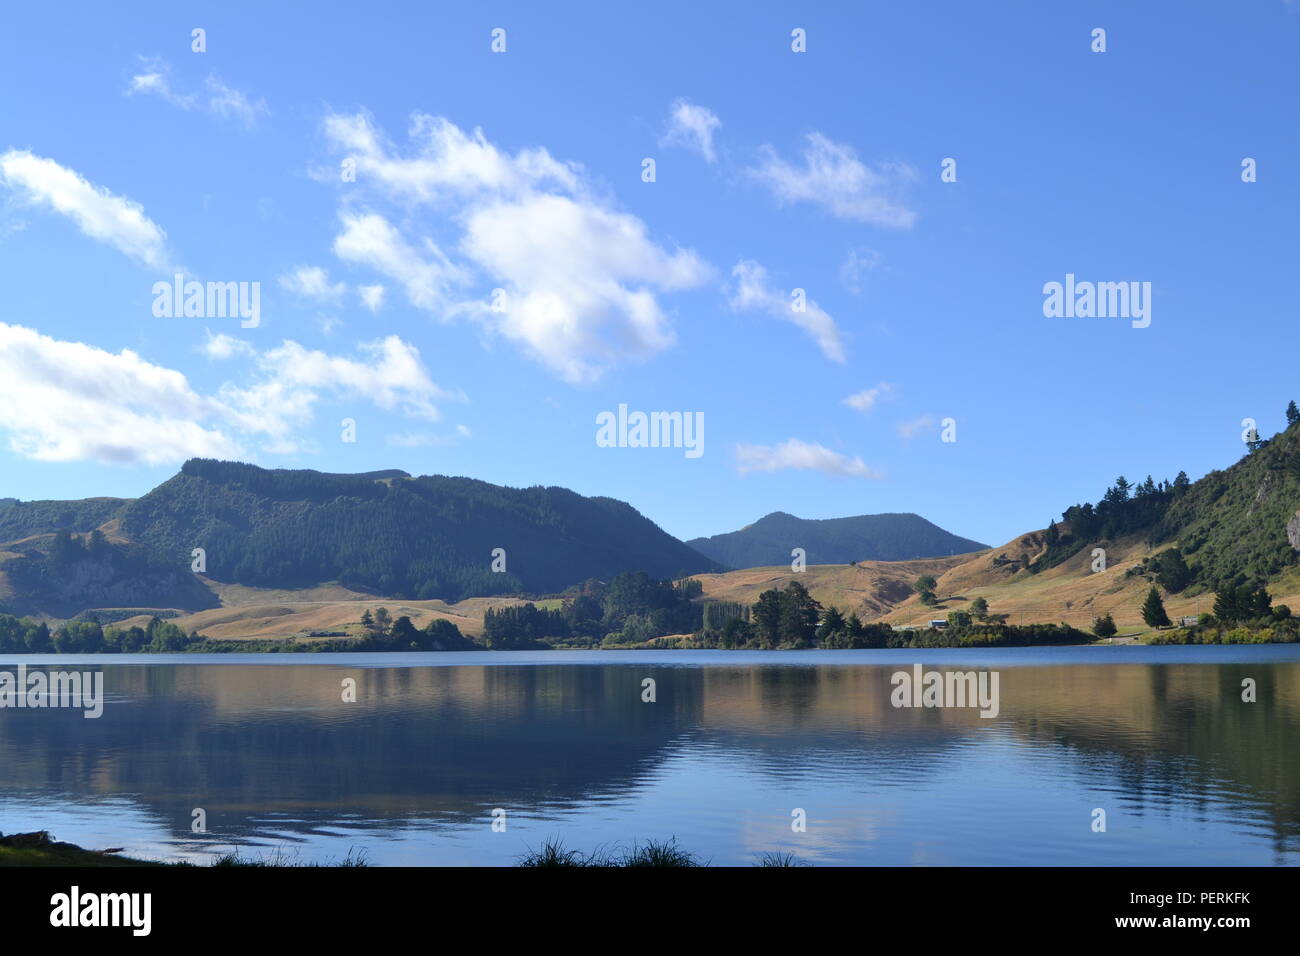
[1287,510,1300,551]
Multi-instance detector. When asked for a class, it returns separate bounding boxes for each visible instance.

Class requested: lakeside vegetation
[0,831,803,867]
[3,565,1295,654]
[0,607,474,654]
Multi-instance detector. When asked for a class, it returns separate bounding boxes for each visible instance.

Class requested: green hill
[0,459,720,613]
[686,511,988,570]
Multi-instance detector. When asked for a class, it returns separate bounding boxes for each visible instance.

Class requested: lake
[1,646,1297,866]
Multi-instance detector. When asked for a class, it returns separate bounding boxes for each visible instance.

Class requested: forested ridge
[1033,401,1300,595]
[0,459,719,607]
[687,511,988,568]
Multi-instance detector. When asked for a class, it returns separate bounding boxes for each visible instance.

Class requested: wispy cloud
[279,265,346,303]
[660,98,722,163]
[735,438,881,478]
[358,284,385,312]
[0,150,171,268]
[748,133,916,228]
[840,246,882,294]
[843,383,895,413]
[127,57,267,129]
[897,414,937,439]
[333,211,465,312]
[728,259,845,363]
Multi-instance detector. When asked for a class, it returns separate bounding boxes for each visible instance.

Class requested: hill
[686,511,988,569]
[0,459,720,616]
[699,409,1300,635]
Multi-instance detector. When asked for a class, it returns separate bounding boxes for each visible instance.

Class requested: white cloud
[0,323,240,464]
[127,58,267,129]
[461,193,708,381]
[204,77,268,128]
[748,133,916,228]
[220,336,464,452]
[897,414,937,439]
[840,246,882,294]
[321,111,710,382]
[734,438,881,478]
[728,259,845,363]
[358,284,385,312]
[126,61,196,108]
[333,212,465,312]
[279,265,346,303]
[843,383,895,413]
[201,330,256,360]
[0,323,460,465]
[323,111,579,203]
[0,150,170,268]
[660,99,721,163]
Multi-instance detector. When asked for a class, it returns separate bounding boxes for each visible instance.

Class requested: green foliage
[1145,617,1297,645]
[890,622,1091,648]
[1141,586,1171,628]
[686,511,987,569]
[516,837,702,868]
[483,604,566,648]
[1,532,216,617]
[1212,584,1272,624]
[1152,548,1193,592]
[109,459,718,603]
[746,582,822,648]
[1092,613,1118,638]
[0,498,127,542]
[701,600,748,632]
[1152,421,1300,593]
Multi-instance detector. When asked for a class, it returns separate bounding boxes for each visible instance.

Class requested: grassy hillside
[693,554,974,616]
[687,511,988,569]
[696,416,1300,634]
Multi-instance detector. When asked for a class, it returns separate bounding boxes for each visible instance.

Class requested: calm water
[1,646,1297,866]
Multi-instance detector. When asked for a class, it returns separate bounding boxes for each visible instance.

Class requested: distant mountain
[687,512,989,569]
[0,459,721,615]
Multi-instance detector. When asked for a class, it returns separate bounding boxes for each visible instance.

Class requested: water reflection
[0,648,1296,865]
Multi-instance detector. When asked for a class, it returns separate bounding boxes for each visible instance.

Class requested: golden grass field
[11,526,1300,643]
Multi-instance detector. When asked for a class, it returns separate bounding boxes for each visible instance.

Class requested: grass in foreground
[0,831,157,867]
[516,837,811,868]
[3,830,806,867]
[0,831,368,867]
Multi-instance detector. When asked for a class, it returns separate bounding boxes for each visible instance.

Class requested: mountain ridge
[687,510,989,570]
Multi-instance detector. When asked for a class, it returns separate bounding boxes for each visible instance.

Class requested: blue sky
[0,1,1297,548]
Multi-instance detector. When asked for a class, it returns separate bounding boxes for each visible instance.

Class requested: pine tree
[1288,401,1299,427]
[816,606,845,642]
[1141,586,1171,628]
